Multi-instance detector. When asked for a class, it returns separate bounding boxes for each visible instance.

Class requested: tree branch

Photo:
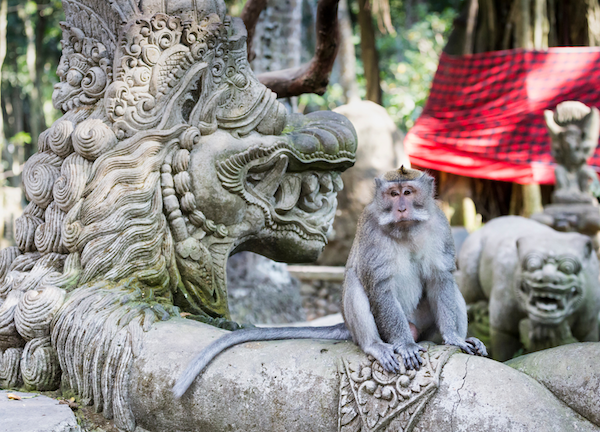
[241,0,268,62]
[256,0,340,98]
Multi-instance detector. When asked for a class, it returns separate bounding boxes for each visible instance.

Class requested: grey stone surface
[0,390,80,432]
[507,342,600,427]
[451,226,469,260]
[420,353,599,431]
[227,252,305,324]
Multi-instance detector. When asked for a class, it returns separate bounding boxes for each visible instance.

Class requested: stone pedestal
[127,319,600,432]
[532,203,600,249]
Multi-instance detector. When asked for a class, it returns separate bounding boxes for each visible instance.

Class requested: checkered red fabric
[404,47,600,184]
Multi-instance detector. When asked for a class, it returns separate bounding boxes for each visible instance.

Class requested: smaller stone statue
[532,101,600,238]
[456,216,600,361]
[546,101,600,204]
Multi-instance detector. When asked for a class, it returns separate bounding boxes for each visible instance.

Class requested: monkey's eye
[390,190,400,197]
[403,190,411,196]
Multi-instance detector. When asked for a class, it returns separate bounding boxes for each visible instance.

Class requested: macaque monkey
[343,166,486,371]
[172,167,486,398]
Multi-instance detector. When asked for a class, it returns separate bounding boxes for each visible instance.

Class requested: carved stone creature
[0,1,356,430]
[532,101,600,239]
[457,216,600,361]
[546,101,600,204]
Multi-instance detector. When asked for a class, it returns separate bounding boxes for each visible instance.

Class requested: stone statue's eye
[558,257,580,275]
[524,255,543,272]
[66,70,83,87]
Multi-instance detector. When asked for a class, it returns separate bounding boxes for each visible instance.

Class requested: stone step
[0,390,80,432]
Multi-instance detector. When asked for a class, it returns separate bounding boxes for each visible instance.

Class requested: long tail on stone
[172,323,352,398]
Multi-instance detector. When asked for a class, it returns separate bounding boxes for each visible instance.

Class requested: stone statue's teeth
[299,194,325,213]
[253,155,288,197]
[274,174,302,214]
[319,173,333,193]
[537,301,558,311]
[301,174,319,195]
[332,172,344,192]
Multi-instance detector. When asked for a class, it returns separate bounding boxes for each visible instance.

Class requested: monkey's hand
[466,337,488,357]
[393,341,427,370]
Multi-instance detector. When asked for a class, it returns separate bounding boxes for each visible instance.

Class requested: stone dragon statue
[0,0,356,429]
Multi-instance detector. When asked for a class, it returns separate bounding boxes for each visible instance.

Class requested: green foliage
[380,6,457,130]
[9,131,31,147]
[3,0,64,134]
[299,0,459,132]
[0,0,63,176]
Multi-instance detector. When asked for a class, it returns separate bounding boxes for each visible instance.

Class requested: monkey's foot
[393,341,427,370]
[444,336,486,356]
[364,342,400,373]
[466,337,488,357]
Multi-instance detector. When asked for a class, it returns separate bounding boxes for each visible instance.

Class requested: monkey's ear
[374,177,384,190]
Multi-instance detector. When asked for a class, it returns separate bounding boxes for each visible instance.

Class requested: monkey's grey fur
[172,167,486,399]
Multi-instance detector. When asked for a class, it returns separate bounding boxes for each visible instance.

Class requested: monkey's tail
[172,323,351,398]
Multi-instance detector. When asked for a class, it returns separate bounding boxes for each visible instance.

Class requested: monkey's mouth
[218,144,351,242]
[519,280,582,324]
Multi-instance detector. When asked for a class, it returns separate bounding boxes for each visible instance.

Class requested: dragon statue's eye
[524,254,544,272]
[558,257,581,275]
[66,70,83,87]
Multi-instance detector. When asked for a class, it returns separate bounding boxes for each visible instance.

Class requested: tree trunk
[337,0,359,103]
[450,0,600,54]
[18,4,45,153]
[0,0,6,155]
[0,0,7,245]
[251,0,302,110]
[464,0,479,55]
[35,0,47,131]
[357,0,381,104]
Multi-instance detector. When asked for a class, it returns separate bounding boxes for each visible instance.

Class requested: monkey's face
[376,180,431,227]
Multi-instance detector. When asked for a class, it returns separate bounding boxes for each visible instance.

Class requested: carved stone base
[127,319,599,432]
[338,345,455,432]
[532,203,600,241]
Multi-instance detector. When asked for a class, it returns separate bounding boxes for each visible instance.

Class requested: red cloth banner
[404,48,600,184]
